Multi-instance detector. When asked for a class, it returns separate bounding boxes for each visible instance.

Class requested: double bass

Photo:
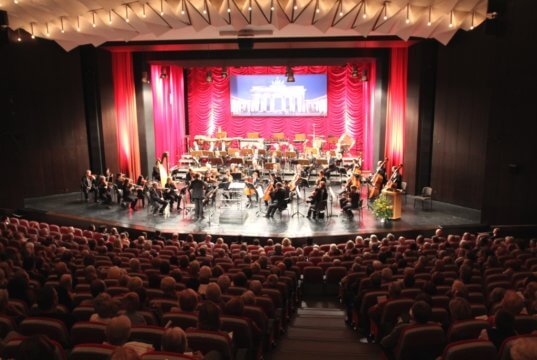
[368,157,388,199]
[385,164,403,190]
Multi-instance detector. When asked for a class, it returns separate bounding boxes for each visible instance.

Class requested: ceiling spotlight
[125,5,130,22]
[77,16,81,31]
[428,6,432,26]
[60,17,65,33]
[108,10,113,24]
[470,10,475,30]
[92,11,96,27]
[46,22,50,37]
[362,1,366,18]
[30,23,35,39]
[294,5,297,10]
[351,65,358,78]
[248,6,251,11]
[206,70,213,83]
[383,1,388,20]
[221,66,228,79]
[160,66,168,79]
[449,10,453,28]
[142,4,146,17]
[286,66,295,83]
[160,0,164,15]
[17,29,21,42]
[271,6,275,11]
[141,71,150,84]
[227,8,231,12]
[361,69,368,82]
[316,8,319,13]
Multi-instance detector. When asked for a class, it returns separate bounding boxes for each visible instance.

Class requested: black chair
[414,186,433,209]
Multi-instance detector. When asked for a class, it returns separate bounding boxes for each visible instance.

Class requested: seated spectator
[449,297,473,322]
[241,291,256,306]
[16,335,59,360]
[160,276,178,300]
[90,293,119,324]
[198,301,222,332]
[161,327,188,353]
[224,297,245,317]
[179,289,199,312]
[510,336,537,360]
[217,275,231,294]
[109,346,141,360]
[121,292,146,325]
[479,309,518,349]
[0,288,24,319]
[488,287,506,314]
[57,274,73,310]
[205,283,224,308]
[105,315,153,355]
[30,285,75,329]
[249,280,263,296]
[380,301,433,354]
[501,290,527,316]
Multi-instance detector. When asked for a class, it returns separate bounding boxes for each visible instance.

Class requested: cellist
[368,158,388,199]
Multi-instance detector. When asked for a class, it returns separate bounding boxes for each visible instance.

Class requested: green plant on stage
[371,195,393,221]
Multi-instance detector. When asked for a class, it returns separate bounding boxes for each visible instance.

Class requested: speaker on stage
[485,0,507,36]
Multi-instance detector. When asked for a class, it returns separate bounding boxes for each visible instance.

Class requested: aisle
[267,297,383,360]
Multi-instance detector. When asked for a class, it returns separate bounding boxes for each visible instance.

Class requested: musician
[307,181,328,220]
[387,166,403,190]
[375,160,388,186]
[122,178,138,210]
[245,170,261,207]
[104,168,114,183]
[81,170,96,202]
[164,177,181,212]
[152,159,162,182]
[324,154,339,179]
[315,170,327,186]
[149,182,169,215]
[185,168,194,185]
[136,175,146,207]
[265,182,287,218]
[341,185,361,219]
[189,173,206,220]
[97,175,112,206]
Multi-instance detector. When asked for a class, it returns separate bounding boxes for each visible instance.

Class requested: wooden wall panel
[0,37,89,208]
[431,30,495,209]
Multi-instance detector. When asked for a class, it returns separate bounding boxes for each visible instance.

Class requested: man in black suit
[265,182,287,218]
[149,182,168,215]
[307,181,328,220]
[81,170,96,202]
[188,173,206,220]
[388,166,403,190]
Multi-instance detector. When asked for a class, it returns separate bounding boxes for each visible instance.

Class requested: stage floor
[23,186,482,242]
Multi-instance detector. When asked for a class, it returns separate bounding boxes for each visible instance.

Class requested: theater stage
[21,187,483,243]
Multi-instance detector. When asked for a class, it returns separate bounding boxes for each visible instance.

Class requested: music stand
[291,185,306,218]
[327,186,337,218]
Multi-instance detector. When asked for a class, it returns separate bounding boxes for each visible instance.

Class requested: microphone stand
[291,185,306,218]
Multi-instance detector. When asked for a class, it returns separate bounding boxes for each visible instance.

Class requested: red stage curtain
[384,48,408,172]
[150,65,187,167]
[112,52,141,178]
[187,64,376,170]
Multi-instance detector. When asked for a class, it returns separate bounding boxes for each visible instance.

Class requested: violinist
[149,182,169,215]
[122,178,138,210]
[164,177,181,212]
[81,170,96,202]
[340,185,361,219]
[307,181,328,220]
[104,168,114,183]
[315,170,327,186]
[265,182,287,218]
[97,175,112,206]
[136,175,146,207]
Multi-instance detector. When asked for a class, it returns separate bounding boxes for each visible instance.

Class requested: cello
[385,164,403,190]
[368,157,388,199]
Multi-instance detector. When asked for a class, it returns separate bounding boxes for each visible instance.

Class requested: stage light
[271,6,275,11]
[470,11,475,30]
[286,66,295,83]
[160,0,164,15]
[362,0,366,18]
[109,10,113,24]
[428,6,432,26]
[30,22,35,39]
[227,8,231,12]
[361,69,368,82]
[449,10,453,28]
[383,1,388,20]
[351,65,358,78]
[77,16,81,32]
[142,4,146,17]
[405,3,410,24]
[160,66,168,79]
[125,5,130,22]
[92,11,97,28]
[46,22,50,37]
[221,66,228,79]
[17,29,21,42]
[141,71,150,84]
[206,70,213,83]
[60,17,65,33]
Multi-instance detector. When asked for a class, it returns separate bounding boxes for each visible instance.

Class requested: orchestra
[79,131,405,221]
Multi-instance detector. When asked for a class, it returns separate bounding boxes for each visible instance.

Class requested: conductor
[189,173,206,220]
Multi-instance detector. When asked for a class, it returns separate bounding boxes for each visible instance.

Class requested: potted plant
[371,195,393,223]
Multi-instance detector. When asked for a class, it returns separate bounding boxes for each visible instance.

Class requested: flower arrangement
[371,195,393,221]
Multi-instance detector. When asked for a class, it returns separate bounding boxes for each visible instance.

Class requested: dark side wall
[431,0,537,223]
[0,35,89,209]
